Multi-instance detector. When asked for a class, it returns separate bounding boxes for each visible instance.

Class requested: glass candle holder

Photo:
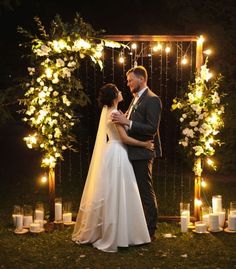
[12,205,23,227]
[218,208,226,228]
[209,213,220,231]
[201,206,212,227]
[63,201,72,223]
[55,197,62,222]
[180,202,190,225]
[35,202,44,221]
[230,201,236,215]
[212,195,222,213]
[23,205,33,228]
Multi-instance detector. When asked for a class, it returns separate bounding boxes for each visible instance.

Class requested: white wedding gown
[72,107,150,252]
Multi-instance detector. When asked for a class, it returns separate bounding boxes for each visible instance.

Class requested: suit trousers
[131,159,158,237]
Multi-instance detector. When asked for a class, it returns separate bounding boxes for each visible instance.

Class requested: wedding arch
[19,14,224,222]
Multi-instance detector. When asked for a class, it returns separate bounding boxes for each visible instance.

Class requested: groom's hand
[111,110,130,126]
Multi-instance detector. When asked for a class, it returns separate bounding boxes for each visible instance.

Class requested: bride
[72,83,152,252]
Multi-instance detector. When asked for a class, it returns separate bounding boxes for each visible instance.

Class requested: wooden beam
[103,35,198,42]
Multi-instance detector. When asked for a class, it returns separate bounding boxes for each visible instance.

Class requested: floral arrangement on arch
[18,14,127,168]
[172,58,225,176]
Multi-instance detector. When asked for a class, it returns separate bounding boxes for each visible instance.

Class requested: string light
[131,43,137,50]
[41,175,48,184]
[195,198,202,206]
[201,179,207,188]
[206,158,214,166]
[197,35,205,45]
[203,49,212,55]
[165,46,171,53]
[119,55,125,64]
[152,43,162,52]
[181,57,188,65]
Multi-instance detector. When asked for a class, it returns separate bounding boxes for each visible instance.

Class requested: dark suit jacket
[127,88,162,160]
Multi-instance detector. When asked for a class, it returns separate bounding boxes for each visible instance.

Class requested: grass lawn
[0,173,236,269]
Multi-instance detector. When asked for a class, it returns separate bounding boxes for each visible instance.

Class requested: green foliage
[17,14,125,168]
[172,59,225,175]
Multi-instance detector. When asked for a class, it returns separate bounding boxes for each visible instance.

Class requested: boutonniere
[132,102,140,113]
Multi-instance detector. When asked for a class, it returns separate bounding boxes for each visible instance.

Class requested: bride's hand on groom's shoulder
[111,110,129,126]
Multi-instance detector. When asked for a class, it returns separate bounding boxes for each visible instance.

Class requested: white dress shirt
[128,87,147,129]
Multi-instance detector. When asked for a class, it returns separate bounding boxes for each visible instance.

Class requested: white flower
[104,40,122,48]
[62,95,71,106]
[188,93,195,103]
[61,67,71,78]
[190,121,198,127]
[193,146,204,156]
[182,128,194,138]
[54,128,62,138]
[53,91,59,97]
[212,91,220,104]
[56,58,65,67]
[180,141,188,147]
[35,45,51,56]
[67,61,76,67]
[200,64,211,82]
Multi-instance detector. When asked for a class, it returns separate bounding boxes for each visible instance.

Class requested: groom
[112,65,162,240]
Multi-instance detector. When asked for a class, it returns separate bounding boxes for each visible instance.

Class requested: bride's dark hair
[98,83,119,108]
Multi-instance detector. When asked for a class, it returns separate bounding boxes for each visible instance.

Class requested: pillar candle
[181,210,190,225]
[218,211,225,227]
[12,214,17,226]
[202,214,209,226]
[212,195,222,213]
[55,202,62,221]
[181,215,188,233]
[30,222,40,232]
[63,212,72,223]
[15,215,23,230]
[23,215,33,227]
[209,213,220,231]
[228,215,236,231]
[195,222,207,233]
[35,209,44,221]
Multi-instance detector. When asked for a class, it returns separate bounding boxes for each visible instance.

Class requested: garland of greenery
[172,58,225,176]
[18,14,126,168]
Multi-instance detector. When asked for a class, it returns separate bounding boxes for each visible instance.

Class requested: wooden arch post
[48,167,55,222]
[104,35,204,222]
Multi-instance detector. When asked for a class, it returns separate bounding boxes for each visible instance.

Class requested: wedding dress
[72,106,150,252]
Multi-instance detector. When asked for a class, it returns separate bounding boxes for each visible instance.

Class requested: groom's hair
[126,66,148,82]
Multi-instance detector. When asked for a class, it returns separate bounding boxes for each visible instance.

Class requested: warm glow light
[207,158,214,166]
[41,175,47,184]
[201,179,207,188]
[203,49,212,55]
[165,46,171,53]
[181,57,188,65]
[119,56,125,63]
[195,198,202,206]
[152,43,162,52]
[209,113,218,124]
[197,35,205,45]
[131,43,137,50]
[58,39,67,50]
[208,72,213,80]
[45,68,53,78]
